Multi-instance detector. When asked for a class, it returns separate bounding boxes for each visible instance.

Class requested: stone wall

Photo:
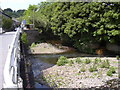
[24,30,40,45]
[106,43,120,53]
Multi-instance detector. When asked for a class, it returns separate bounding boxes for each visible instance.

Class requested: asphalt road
[0,31,16,89]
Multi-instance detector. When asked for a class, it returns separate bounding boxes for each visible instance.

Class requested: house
[0,8,20,33]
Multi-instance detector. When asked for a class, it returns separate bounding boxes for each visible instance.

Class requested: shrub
[85,58,91,64]
[75,58,81,64]
[56,56,68,66]
[106,66,116,76]
[68,60,74,66]
[116,55,120,60]
[30,42,36,48]
[109,66,116,73]
[94,58,101,64]
[2,16,13,31]
[21,32,28,44]
[89,65,98,72]
[80,66,86,72]
[100,60,110,68]
[107,70,113,76]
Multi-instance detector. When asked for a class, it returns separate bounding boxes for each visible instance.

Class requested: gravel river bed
[28,43,119,89]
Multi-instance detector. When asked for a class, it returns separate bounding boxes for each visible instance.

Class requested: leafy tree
[3,8,25,18]
[2,16,13,31]
[22,2,120,53]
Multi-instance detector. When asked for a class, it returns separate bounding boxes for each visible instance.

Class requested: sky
[0,0,46,11]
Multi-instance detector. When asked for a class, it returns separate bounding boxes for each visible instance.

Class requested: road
[0,31,16,89]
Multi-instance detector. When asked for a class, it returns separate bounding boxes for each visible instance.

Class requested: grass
[80,66,86,72]
[116,55,120,60]
[100,59,110,68]
[89,65,98,72]
[68,60,74,66]
[56,57,117,78]
[30,42,36,48]
[39,57,118,88]
[57,56,68,66]
[109,66,116,73]
[75,58,82,64]
[94,58,101,64]
[21,32,28,44]
[107,70,113,76]
[92,72,97,77]
[106,66,116,76]
[84,58,91,64]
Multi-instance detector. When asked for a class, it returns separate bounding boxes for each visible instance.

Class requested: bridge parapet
[3,30,23,88]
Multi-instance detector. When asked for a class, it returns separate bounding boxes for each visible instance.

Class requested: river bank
[28,42,75,54]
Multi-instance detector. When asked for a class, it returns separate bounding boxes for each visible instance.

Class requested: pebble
[30,55,119,89]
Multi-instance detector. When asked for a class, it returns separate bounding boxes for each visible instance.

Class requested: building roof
[0,8,12,19]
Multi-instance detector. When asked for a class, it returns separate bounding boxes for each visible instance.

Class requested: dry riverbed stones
[34,57,119,89]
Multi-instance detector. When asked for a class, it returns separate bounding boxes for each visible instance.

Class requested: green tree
[2,16,13,31]
[22,2,120,53]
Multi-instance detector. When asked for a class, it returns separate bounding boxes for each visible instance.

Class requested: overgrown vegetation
[106,66,116,76]
[2,17,13,31]
[56,57,117,77]
[116,55,119,60]
[20,2,120,54]
[21,32,28,44]
[100,59,110,68]
[80,66,86,72]
[75,58,82,64]
[68,60,74,66]
[84,58,91,64]
[89,65,98,72]
[30,42,36,48]
[57,56,68,66]
[94,58,101,64]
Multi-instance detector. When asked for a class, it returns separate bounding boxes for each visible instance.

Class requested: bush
[100,60,110,68]
[89,65,98,72]
[85,58,91,64]
[80,66,86,72]
[75,58,81,64]
[116,55,119,60]
[21,32,28,44]
[94,58,101,64]
[56,56,68,66]
[68,60,74,66]
[2,17,13,31]
[109,66,116,73]
[107,70,113,76]
[30,42,36,48]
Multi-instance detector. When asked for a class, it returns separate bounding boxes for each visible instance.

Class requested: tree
[3,8,25,18]
[2,16,13,31]
[22,2,120,53]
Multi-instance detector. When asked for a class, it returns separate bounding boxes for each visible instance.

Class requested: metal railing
[3,29,23,88]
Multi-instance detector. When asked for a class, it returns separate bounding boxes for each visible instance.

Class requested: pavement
[0,31,16,89]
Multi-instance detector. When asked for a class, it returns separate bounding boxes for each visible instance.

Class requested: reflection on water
[32,51,91,65]
[31,51,91,88]
[29,43,118,88]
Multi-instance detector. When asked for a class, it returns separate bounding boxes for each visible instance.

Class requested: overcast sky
[0,0,46,11]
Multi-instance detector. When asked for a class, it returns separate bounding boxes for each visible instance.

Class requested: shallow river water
[29,48,118,88]
[30,50,92,88]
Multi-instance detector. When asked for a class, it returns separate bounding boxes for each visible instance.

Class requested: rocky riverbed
[30,56,119,89]
[28,43,119,89]
[28,43,75,54]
